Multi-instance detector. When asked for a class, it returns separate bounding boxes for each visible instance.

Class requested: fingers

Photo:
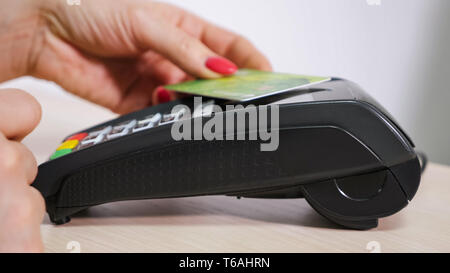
[153,86,175,105]
[0,185,45,253]
[0,135,38,185]
[142,2,271,72]
[27,187,46,225]
[33,1,272,113]
[138,51,187,85]
[0,89,42,141]
[200,23,272,71]
[112,77,158,114]
[32,33,137,111]
[131,9,236,79]
[0,185,46,227]
[0,89,43,252]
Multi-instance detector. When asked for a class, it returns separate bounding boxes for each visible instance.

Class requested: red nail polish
[205,57,238,75]
[156,87,171,103]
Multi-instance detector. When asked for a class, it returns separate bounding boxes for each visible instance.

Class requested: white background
[1,0,449,164]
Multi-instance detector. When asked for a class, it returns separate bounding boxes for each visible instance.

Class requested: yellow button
[57,140,79,150]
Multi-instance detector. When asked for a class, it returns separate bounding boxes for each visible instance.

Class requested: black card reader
[32,78,422,230]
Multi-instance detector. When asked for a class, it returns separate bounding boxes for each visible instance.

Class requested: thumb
[131,11,237,79]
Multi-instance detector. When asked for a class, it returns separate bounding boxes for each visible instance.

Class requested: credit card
[165,69,330,101]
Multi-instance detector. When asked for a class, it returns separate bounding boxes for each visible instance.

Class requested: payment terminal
[32,77,423,230]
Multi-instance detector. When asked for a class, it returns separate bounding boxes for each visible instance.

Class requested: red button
[67,132,88,141]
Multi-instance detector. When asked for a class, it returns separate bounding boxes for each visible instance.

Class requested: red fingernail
[156,87,171,103]
[205,57,238,75]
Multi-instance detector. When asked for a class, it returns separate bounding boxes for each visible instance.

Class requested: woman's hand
[1,0,271,114]
[0,89,45,253]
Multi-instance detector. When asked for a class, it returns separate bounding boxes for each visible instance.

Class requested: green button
[50,149,72,160]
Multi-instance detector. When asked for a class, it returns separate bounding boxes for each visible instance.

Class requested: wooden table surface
[16,84,450,253]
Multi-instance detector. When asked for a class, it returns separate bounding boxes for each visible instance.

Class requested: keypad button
[66,132,88,141]
[50,149,72,160]
[80,134,99,142]
[81,126,112,146]
[161,114,175,123]
[160,108,187,125]
[107,120,137,140]
[132,113,162,133]
[57,140,79,150]
[76,141,95,150]
[88,126,112,137]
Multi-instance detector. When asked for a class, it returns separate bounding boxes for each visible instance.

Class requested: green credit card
[165,69,330,101]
